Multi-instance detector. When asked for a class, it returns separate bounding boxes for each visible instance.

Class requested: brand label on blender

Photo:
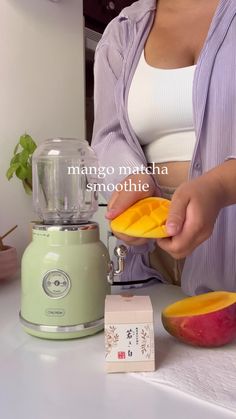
[46,308,65,317]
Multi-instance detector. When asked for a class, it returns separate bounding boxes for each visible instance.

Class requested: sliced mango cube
[110,197,171,238]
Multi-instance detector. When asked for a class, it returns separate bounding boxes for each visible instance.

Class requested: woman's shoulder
[96,0,156,54]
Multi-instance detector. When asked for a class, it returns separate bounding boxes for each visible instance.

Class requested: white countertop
[0,278,234,419]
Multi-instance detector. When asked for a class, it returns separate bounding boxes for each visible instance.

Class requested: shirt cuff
[224,155,236,161]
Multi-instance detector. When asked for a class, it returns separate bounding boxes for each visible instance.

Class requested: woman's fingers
[165,190,189,236]
[106,173,156,219]
[112,231,148,246]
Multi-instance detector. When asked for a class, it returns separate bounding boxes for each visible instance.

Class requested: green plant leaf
[6,163,21,180]
[6,133,37,194]
[14,143,19,155]
[22,179,32,195]
[10,153,21,165]
[19,149,30,164]
[20,134,37,154]
[16,164,28,180]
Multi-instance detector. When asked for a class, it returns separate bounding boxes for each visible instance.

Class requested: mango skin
[162,303,236,347]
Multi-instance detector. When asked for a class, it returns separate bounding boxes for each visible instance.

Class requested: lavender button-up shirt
[91,0,236,295]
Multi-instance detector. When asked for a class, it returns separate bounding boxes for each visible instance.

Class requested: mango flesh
[110,197,171,238]
[162,291,236,347]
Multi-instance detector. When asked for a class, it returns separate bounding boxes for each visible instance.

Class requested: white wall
[0,0,85,259]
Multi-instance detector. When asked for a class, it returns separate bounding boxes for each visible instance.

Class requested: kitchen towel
[131,284,236,413]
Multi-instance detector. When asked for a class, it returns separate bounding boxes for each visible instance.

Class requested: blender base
[19,313,104,340]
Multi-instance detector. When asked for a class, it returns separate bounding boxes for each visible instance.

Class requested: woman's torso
[132,0,220,187]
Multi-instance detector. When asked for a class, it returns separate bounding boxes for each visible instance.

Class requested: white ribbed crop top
[127,51,197,163]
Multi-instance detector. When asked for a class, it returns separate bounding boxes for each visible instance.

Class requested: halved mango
[162,291,236,347]
[110,197,171,238]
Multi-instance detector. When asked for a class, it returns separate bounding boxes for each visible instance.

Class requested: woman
[91,0,236,295]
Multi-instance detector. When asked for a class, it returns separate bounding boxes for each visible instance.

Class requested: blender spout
[113,245,128,274]
[107,245,128,285]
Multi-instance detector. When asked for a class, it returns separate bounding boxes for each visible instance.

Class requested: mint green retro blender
[20,138,126,339]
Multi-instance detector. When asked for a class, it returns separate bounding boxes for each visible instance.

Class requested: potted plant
[0,226,18,280]
[6,133,37,194]
[6,133,38,240]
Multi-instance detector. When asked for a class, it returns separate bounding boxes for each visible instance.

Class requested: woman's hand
[156,172,225,259]
[106,173,158,245]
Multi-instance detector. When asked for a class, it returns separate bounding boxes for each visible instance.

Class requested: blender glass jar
[33,138,98,224]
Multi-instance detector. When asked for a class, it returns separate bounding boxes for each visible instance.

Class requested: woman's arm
[91,22,160,246]
[209,158,236,206]
[91,28,146,201]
